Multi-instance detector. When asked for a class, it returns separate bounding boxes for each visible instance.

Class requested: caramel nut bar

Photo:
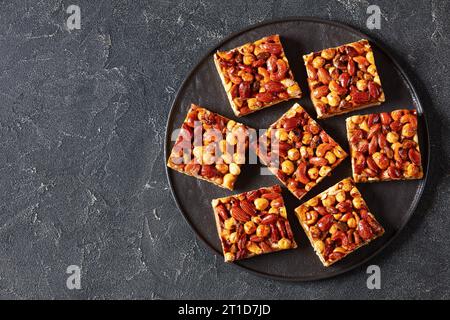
[167,104,252,190]
[346,109,423,182]
[295,178,384,267]
[303,39,385,118]
[254,103,348,199]
[212,185,297,262]
[214,34,302,117]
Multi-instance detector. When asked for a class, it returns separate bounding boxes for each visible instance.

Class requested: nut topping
[346,109,423,182]
[167,104,252,190]
[295,178,384,266]
[215,35,302,117]
[212,185,297,262]
[303,39,385,118]
[254,103,348,200]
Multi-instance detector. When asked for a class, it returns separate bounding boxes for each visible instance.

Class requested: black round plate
[165,17,429,281]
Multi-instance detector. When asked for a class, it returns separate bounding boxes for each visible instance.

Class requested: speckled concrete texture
[0,0,448,299]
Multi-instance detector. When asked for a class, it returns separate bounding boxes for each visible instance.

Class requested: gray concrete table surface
[0,0,449,299]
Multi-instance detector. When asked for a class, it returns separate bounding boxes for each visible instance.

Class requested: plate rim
[163,16,430,281]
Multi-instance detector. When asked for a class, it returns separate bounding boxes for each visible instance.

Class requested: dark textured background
[0,0,448,299]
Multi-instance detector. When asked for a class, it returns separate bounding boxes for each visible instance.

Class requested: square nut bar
[167,104,252,190]
[254,103,347,199]
[303,39,385,118]
[346,109,423,182]
[295,178,384,267]
[214,34,301,117]
[212,185,297,262]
